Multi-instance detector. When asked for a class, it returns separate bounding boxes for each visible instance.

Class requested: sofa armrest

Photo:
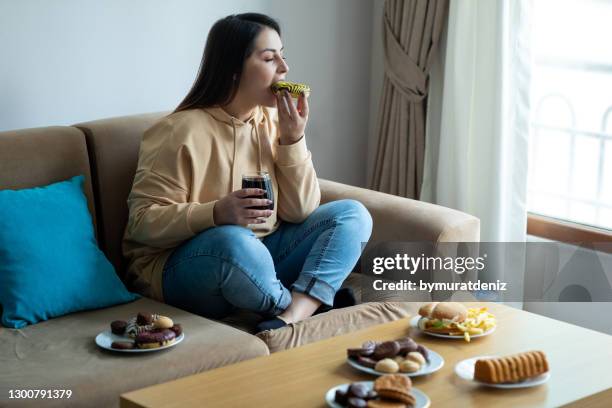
[319,179,480,243]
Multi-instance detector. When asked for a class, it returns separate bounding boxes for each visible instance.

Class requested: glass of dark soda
[241,171,274,210]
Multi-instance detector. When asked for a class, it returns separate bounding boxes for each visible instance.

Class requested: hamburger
[417,302,468,334]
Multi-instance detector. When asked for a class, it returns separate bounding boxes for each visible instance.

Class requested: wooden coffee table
[120,303,612,407]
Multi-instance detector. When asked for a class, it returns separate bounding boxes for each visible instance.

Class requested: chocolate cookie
[335,389,348,405]
[110,320,127,335]
[111,341,134,350]
[396,337,418,354]
[348,397,367,408]
[348,340,376,358]
[416,345,430,362]
[348,383,369,399]
[357,356,378,369]
[372,341,401,360]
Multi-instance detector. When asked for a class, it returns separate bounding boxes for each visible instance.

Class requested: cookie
[348,340,376,357]
[111,341,134,350]
[348,397,367,408]
[335,389,348,405]
[396,337,418,354]
[357,356,378,369]
[399,360,420,373]
[375,358,400,374]
[376,389,415,406]
[406,352,426,366]
[372,341,401,360]
[374,374,412,393]
[416,345,430,362]
[348,383,369,399]
[110,320,127,335]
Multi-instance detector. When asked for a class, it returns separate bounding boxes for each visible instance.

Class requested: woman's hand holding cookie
[277,89,308,145]
[213,189,273,226]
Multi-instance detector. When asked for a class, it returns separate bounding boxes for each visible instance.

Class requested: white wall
[0,0,374,187]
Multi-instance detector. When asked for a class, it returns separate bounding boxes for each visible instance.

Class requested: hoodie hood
[204,106,267,191]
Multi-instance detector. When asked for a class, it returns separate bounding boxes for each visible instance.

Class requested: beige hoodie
[123,106,320,301]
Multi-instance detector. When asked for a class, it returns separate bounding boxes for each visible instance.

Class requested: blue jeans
[162,199,373,319]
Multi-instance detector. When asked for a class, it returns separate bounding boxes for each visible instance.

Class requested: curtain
[368,0,449,198]
[420,0,533,243]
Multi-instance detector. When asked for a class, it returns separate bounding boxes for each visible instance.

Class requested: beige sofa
[0,112,479,407]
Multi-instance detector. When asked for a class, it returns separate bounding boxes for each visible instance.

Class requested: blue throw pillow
[0,175,138,328]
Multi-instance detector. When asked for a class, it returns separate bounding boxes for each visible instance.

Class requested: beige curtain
[368,0,448,198]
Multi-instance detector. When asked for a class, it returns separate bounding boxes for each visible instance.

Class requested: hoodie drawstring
[230,117,237,192]
[252,119,263,173]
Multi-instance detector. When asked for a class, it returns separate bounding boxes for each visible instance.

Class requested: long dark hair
[174,13,281,113]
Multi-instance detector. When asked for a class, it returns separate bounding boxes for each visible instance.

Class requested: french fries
[421,307,496,342]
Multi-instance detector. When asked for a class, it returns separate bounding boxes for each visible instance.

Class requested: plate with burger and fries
[410,303,497,342]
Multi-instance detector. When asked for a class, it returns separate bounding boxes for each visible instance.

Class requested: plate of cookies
[326,374,430,408]
[454,351,550,389]
[95,312,184,352]
[346,337,443,377]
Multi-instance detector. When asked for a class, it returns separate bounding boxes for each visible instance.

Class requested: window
[528,0,612,233]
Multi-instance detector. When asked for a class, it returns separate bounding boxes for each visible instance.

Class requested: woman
[123,13,372,332]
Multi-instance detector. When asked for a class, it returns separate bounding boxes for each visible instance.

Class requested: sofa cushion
[0,126,97,230]
[255,302,419,353]
[0,297,269,407]
[74,112,168,278]
[0,175,138,328]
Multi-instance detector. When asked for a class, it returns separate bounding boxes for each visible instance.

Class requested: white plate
[454,356,550,389]
[95,330,184,353]
[325,381,430,408]
[347,349,444,377]
[409,316,496,339]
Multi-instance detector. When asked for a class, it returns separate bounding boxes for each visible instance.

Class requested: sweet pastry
[110,320,127,335]
[406,352,426,366]
[111,341,134,350]
[169,324,183,337]
[126,314,161,338]
[374,374,413,405]
[372,341,401,360]
[399,360,420,373]
[357,356,378,369]
[271,81,311,98]
[474,351,549,384]
[153,316,174,330]
[135,329,176,349]
[416,345,429,362]
[347,398,367,408]
[375,358,400,374]
[348,383,369,399]
[396,337,418,354]
[137,312,155,326]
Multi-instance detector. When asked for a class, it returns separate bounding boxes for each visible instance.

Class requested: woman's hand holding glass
[277,90,309,145]
[213,189,273,226]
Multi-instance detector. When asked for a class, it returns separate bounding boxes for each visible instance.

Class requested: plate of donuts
[95,312,184,353]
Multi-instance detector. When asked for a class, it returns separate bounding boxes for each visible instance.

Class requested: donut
[110,320,127,335]
[126,314,161,338]
[169,324,183,337]
[135,329,176,349]
[153,316,174,329]
[271,81,310,98]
